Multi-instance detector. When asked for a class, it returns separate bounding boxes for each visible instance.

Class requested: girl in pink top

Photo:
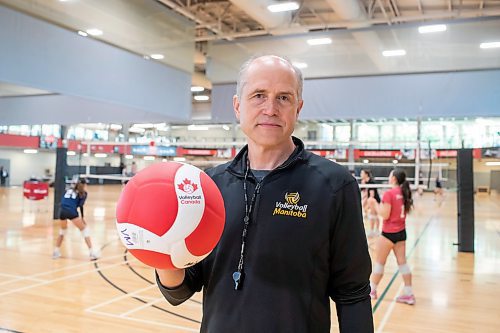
[369,169,415,305]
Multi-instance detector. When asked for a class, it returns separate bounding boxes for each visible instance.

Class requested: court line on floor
[86,309,199,332]
[373,215,434,313]
[0,253,133,288]
[92,242,201,324]
[86,284,158,312]
[0,273,45,284]
[122,249,203,305]
[0,261,126,297]
[375,283,404,333]
[119,297,165,317]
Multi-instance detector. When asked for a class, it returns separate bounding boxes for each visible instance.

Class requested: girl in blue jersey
[53,179,100,260]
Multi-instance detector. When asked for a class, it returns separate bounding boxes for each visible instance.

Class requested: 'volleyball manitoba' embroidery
[273,192,308,218]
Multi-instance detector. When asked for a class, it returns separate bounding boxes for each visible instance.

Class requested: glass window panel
[442,122,460,148]
[8,125,21,134]
[31,125,41,136]
[394,122,417,144]
[421,123,443,146]
[380,125,394,141]
[357,124,378,142]
[19,125,31,135]
[334,125,350,143]
[41,124,61,137]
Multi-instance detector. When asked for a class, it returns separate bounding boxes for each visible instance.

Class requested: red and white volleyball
[116,162,225,270]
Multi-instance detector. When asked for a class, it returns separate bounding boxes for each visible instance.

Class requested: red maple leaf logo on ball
[177,178,198,194]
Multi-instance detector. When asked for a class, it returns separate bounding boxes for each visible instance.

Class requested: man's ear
[295,99,304,119]
[233,95,241,120]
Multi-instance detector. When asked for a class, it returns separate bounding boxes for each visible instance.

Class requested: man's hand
[157,268,186,288]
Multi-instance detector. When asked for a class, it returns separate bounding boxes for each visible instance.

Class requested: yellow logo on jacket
[273,192,308,219]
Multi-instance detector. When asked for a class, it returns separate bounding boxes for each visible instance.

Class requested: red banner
[355,150,402,158]
[178,148,217,156]
[0,134,39,148]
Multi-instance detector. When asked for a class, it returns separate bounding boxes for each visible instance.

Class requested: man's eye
[255,93,265,98]
[278,95,290,101]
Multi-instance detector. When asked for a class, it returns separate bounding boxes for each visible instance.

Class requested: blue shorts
[59,208,78,220]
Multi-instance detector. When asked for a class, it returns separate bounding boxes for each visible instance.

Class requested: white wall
[0,149,55,186]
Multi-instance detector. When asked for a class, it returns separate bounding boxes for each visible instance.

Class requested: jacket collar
[227,136,305,177]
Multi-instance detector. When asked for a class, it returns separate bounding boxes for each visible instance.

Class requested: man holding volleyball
[156,55,373,332]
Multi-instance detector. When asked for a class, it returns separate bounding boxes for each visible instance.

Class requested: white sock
[370,281,377,291]
[54,247,60,252]
[403,286,413,295]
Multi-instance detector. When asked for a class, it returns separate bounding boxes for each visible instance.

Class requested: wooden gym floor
[0,185,499,332]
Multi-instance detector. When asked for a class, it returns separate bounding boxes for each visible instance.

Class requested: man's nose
[261,97,279,115]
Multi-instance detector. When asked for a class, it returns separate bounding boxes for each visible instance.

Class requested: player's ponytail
[392,169,413,213]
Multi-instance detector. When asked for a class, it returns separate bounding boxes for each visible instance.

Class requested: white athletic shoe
[52,249,61,259]
[89,250,100,261]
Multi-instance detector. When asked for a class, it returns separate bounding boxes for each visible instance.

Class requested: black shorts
[382,230,407,244]
[59,208,78,220]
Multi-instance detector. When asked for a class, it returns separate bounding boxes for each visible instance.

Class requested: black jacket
[157,137,373,332]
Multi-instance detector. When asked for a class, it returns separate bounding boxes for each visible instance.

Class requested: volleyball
[116,162,225,270]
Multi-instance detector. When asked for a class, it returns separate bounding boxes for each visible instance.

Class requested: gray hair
[235,55,303,101]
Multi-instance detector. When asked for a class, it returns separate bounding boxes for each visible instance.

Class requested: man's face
[233,57,303,149]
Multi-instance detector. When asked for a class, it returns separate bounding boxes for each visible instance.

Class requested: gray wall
[211,69,500,123]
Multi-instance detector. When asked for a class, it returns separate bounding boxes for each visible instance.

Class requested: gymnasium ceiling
[0,0,499,123]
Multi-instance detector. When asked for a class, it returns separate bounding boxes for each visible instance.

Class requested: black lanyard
[232,158,261,290]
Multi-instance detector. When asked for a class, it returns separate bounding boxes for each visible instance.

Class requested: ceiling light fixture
[24,149,38,154]
[191,86,205,92]
[418,24,447,34]
[67,151,76,156]
[143,156,155,161]
[77,30,88,37]
[480,42,500,49]
[86,28,103,36]
[150,54,164,60]
[95,153,107,158]
[267,2,299,13]
[307,38,332,46]
[125,155,134,159]
[129,127,146,134]
[194,95,210,101]
[485,161,500,166]
[187,125,209,131]
[382,49,406,57]
[133,123,155,128]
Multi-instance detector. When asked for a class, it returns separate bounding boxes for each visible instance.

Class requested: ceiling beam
[417,0,423,14]
[376,0,392,25]
[390,0,401,17]
[195,7,500,41]
[368,0,377,18]
[157,0,227,39]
